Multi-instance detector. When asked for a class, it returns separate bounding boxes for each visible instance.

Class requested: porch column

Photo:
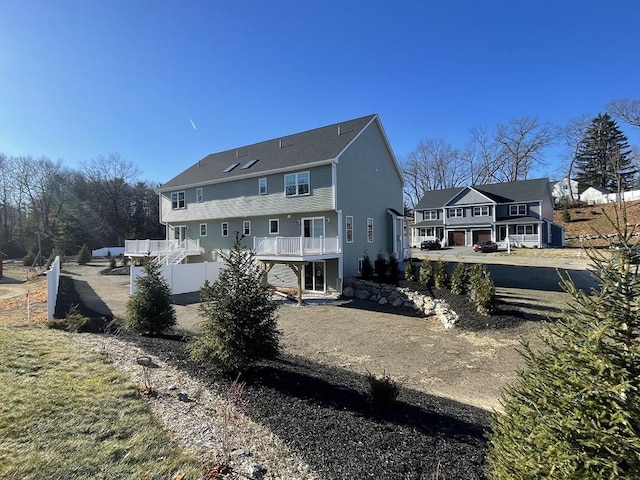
[286,262,306,306]
[261,261,275,287]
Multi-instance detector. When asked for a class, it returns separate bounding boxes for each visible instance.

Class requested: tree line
[0,152,163,260]
[402,98,640,208]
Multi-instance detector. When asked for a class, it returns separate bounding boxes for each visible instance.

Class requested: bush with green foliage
[487,223,640,479]
[109,256,117,269]
[22,252,35,267]
[189,233,280,370]
[562,206,571,222]
[404,260,415,282]
[418,259,432,285]
[387,252,400,284]
[433,258,448,289]
[361,253,373,280]
[77,244,92,265]
[450,262,468,295]
[47,306,106,333]
[366,371,400,407]
[374,253,388,279]
[467,263,495,315]
[126,258,176,335]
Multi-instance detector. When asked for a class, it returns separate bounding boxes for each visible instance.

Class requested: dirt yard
[0,264,48,325]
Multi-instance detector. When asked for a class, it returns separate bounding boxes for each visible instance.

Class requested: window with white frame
[284,171,310,197]
[509,204,527,216]
[448,208,464,218]
[516,224,537,235]
[171,191,185,209]
[196,188,203,203]
[473,206,490,216]
[200,223,207,236]
[258,178,267,195]
[367,218,374,243]
[243,220,251,235]
[269,219,279,234]
[221,222,228,237]
[345,216,354,243]
[426,210,438,220]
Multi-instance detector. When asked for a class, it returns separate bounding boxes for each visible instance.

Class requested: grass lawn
[0,326,204,480]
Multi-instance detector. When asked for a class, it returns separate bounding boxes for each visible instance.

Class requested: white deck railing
[253,236,340,256]
[124,238,202,256]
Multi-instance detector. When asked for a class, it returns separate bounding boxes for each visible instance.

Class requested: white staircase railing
[154,238,200,265]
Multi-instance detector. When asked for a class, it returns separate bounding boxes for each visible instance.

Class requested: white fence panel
[130,262,223,296]
[46,256,61,320]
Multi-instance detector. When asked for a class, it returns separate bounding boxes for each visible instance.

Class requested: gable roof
[415,178,550,210]
[159,114,379,191]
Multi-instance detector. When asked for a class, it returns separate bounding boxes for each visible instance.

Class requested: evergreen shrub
[450,262,468,295]
[433,258,448,289]
[77,244,92,265]
[418,259,432,285]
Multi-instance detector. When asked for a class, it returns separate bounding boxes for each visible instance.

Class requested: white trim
[199,223,207,237]
[258,177,267,195]
[269,218,279,235]
[221,222,229,237]
[367,217,374,243]
[284,171,310,197]
[243,220,251,236]
[345,215,354,243]
[196,187,203,203]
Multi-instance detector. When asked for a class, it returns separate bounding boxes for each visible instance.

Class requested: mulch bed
[54,274,536,479]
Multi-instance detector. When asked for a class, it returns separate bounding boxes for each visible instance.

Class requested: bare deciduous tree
[559,114,592,203]
[606,98,640,128]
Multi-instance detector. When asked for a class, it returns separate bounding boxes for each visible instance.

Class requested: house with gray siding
[411,178,564,248]
[126,114,405,295]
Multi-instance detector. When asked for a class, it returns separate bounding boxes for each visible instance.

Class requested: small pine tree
[126,258,177,335]
[562,206,571,223]
[450,262,468,295]
[189,233,280,370]
[361,253,373,280]
[487,214,640,479]
[418,259,432,285]
[374,253,388,280]
[388,252,400,285]
[433,258,448,289]
[77,244,92,265]
[404,260,415,282]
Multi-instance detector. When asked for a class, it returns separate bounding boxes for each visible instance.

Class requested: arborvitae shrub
[562,206,571,222]
[450,262,468,295]
[433,258,448,289]
[487,223,640,479]
[467,263,495,314]
[467,263,485,303]
[361,254,373,280]
[77,244,92,265]
[419,259,432,285]
[374,253,388,279]
[189,233,280,371]
[404,260,415,282]
[388,252,400,285]
[126,258,176,335]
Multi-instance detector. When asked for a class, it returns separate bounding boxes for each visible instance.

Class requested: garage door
[448,231,466,246]
[472,230,491,244]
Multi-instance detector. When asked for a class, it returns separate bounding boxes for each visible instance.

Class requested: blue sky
[1,0,639,184]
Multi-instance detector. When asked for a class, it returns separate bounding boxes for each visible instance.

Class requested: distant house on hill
[580,186,610,204]
[551,177,579,204]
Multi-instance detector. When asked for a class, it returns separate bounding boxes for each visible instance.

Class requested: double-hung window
[473,206,490,216]
[269,219,279,234]
[243,220,251,236]
[509,204,527,216]
[367,218,374,243]
[221,222,228,237]
[258,178,267,195]
[284,171,310,197]
[171,191,185,209]
[196,188,203,203]
[200,223,207,236]
[426,210,438,220]
[345,216,354,243]
[448,208,464,218]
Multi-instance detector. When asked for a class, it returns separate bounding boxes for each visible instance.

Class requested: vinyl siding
[335,119,403,278]
[161,165,334,223]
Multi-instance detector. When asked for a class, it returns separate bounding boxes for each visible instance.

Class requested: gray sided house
[127,114,404,295]
[411,178,564,248]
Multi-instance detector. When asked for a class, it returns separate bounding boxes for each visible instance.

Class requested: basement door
[304,261,325,292]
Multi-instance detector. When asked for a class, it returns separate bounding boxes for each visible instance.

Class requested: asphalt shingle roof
[159,114,377,191]
[414,178,550,210]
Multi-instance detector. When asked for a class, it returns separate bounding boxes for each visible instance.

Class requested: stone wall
[342,278,459,329]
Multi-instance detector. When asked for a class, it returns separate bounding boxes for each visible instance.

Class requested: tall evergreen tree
[574,113,634,192]
[189,233,280,371]
[487,209,640,479]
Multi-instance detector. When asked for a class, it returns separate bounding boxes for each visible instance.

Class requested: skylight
[223,163,239,173]
[240,159,259,170]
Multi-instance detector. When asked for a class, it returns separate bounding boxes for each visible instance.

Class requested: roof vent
[223,163,239,173]
[240,159,259,170]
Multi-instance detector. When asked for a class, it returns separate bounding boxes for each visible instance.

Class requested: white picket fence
[130,262,223,296]
[46,256,61,320]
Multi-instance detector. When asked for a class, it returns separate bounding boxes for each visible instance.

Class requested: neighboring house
[580,186,610,204]
[126,114,405,295]
[411,178,564,248]
[551,177,579,204]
